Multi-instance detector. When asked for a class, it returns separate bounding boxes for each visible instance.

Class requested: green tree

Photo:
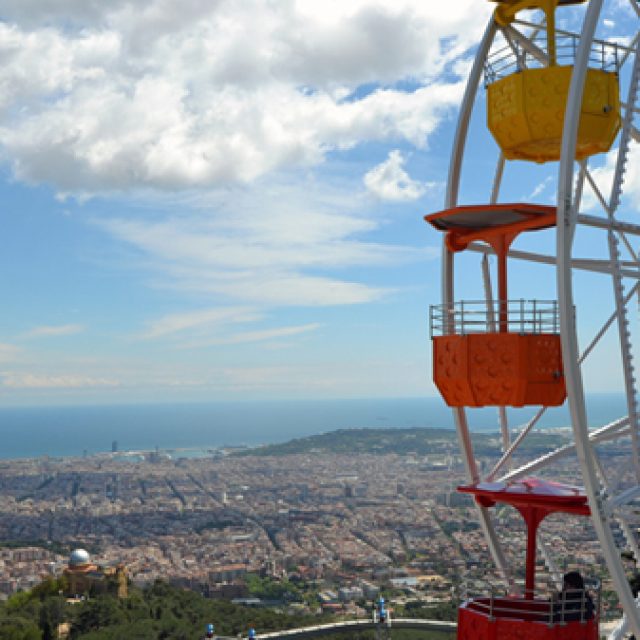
[72,596,126,635]
[0,617,42,640]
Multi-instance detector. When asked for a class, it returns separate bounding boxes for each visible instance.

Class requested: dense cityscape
[0,427,624,627]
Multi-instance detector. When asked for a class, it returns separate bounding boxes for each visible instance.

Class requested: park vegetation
[0,576,456,639]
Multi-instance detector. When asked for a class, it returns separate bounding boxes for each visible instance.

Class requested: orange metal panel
[433,334,566,407]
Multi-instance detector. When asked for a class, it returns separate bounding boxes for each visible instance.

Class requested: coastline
[0,394,625,460]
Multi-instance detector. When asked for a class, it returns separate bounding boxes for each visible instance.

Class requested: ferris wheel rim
[556,0,640,636]
[442,15,514,586]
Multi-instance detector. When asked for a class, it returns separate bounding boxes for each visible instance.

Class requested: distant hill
[233,427,570,457]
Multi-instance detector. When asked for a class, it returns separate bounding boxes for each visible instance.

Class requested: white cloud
[142,307,260,339]
[1,75,465,192]
[197,323,321,346]
[95,180,422,307]
[364,150,431,201]
[24,324,85,338]
[0,1,488,194]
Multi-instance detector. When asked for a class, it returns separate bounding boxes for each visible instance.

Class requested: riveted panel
[487,67,620,163]
[433,334,566,407]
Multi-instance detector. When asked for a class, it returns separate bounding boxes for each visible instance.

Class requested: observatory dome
[69,549,91,567]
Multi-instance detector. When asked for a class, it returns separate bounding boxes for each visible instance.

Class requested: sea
[0,394,629,460]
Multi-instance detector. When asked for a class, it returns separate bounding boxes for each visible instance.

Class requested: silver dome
[69,548,91,567]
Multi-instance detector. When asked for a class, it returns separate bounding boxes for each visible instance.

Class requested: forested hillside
[0,578,455,639]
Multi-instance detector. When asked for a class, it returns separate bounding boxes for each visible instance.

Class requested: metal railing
[248,619,457,638]
[460,576,601,625]
[429,299,559,337]
[485,30,620,85]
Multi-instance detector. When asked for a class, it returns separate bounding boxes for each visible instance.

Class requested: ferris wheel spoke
[621,101,640,117]
[592,452,640,563]
[579,280,640,363]
[577,213,640,239]
[589,417,631,445]
[486,407,546,482]
[499,24,549,65]
[500,443,578,482]
[607,456,633,492]
[497,16,545,71]
[606,484,640,511]
[468,242,640,277]
[576,208,639,266]
[584,167,613,214]
[490,154,505,204]
[499,417,631,483]
[500,29,525,68]
[616,229,638,263]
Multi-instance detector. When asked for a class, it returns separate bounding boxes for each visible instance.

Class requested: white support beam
[577,213,640,237]
[513,19,637,57]
[467,242,640,278]
[608,485,640,511]
[501,24,549,65]
[500,417,630,483]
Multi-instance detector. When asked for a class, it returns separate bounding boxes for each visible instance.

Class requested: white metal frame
[439,2,640,637]
[557,1,640,636]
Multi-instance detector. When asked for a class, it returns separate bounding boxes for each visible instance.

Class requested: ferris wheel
[427,1,640,639]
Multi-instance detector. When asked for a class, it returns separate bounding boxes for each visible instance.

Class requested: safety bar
[429,299,559,337]
[460,576,601,625]
[485,31,620,85]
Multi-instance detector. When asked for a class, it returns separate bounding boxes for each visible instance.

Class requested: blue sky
[0,0,637,406]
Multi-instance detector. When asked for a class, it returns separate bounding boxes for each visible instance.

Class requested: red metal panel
[458,601,598,640]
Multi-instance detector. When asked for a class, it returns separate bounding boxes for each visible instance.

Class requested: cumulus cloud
[364,150,432,201]
[0,0,489,193]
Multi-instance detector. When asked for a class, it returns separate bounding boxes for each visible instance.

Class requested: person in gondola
[553,571,594,622]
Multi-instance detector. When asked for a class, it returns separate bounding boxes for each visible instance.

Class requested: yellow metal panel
[487,66,620,163]
[487,73,531,150]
